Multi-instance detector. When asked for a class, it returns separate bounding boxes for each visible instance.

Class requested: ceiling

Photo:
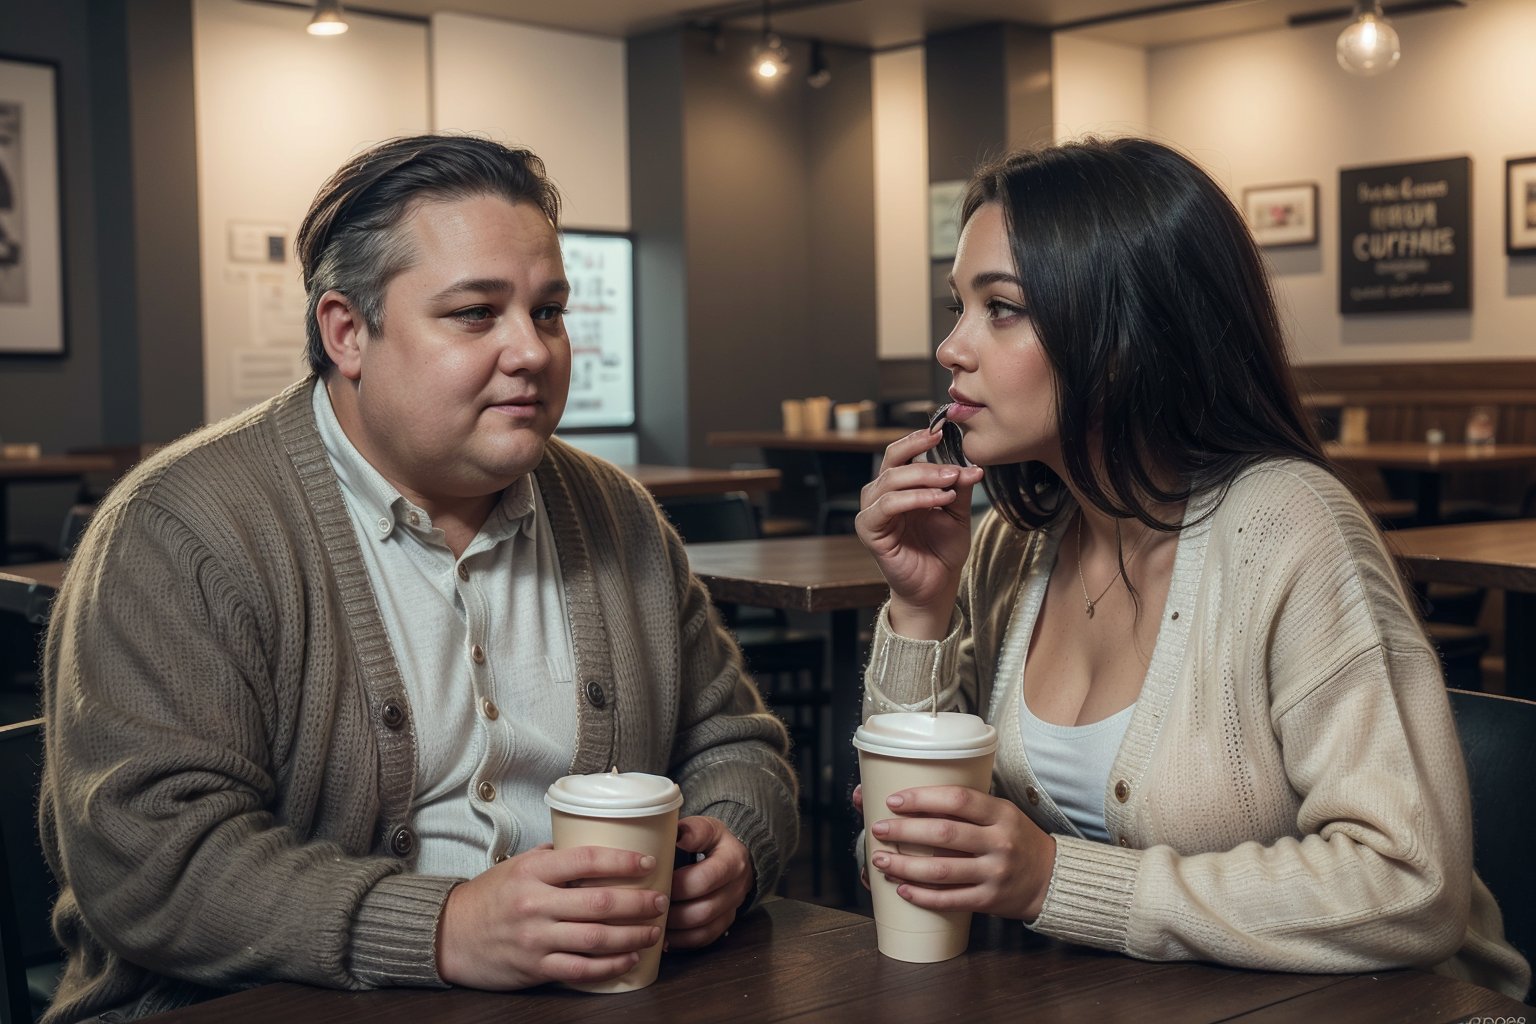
[338,0,1390,49]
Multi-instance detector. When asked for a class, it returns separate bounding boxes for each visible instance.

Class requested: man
[39,134,798,1023]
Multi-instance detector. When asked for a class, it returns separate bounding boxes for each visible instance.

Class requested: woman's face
[936,202,1059,469]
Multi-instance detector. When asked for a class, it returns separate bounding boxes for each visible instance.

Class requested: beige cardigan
[40,380,797,1023]
[864,458,1529,999]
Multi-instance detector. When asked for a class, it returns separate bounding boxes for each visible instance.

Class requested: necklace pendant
[1084,599,1095,618]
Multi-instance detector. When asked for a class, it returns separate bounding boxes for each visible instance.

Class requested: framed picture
[1507,156,1536,255]
[1241,182,1319,247]
[0,54,65,356]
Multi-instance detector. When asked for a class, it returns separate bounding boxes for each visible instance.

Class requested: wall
[1148,0,1536,364]
[872,47,928,361]
[192,0,429,423]
[1052,32,1149,141]
[432,13,628,232]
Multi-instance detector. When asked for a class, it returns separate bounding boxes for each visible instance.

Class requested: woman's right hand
[855,427,985,640]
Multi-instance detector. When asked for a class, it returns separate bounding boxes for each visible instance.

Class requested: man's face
[343,194,571,506]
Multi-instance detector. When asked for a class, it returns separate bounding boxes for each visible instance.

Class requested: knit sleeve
[41,496,440,995]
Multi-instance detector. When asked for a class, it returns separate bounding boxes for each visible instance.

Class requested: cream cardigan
[864,458,1529,999]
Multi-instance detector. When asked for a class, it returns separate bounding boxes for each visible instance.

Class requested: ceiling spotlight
[1336,0,1400,75]
[807,40,831,88]
[752,2,789,81]
[307,0,348,36]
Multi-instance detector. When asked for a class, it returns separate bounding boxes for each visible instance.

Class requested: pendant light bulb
[307,0,349,36]
[753,33,790,80]
[1336,0,1400,76]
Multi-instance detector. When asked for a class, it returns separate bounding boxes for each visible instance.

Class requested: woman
[854,137,1528,998]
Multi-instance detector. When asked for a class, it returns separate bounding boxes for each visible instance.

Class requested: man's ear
[316,289,366,381]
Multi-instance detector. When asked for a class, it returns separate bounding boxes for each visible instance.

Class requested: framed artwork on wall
[1507,156,1536,255]
[1241,182,1319,247]
[0,54,65,356]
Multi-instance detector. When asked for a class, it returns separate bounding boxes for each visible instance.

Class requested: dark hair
[295,134,563,374]
[954,136,1325,532]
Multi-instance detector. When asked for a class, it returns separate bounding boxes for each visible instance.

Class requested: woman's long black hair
[949,137,1326,532]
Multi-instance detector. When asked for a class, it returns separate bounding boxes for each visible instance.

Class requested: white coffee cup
[854,712,998,963]
[544,769,684,992]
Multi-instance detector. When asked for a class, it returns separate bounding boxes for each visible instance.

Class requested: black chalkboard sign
[1339,156,1471,314]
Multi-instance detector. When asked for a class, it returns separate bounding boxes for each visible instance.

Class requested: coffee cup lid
[544,770,684,818]
[852,711,998,759]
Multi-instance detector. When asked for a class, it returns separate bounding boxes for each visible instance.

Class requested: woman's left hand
[868,786,1057,923]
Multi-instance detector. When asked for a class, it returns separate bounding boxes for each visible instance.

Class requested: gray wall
[0,0,201,553]
[630,27,878,467]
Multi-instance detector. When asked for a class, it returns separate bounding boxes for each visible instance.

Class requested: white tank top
[1017,696,1135,843]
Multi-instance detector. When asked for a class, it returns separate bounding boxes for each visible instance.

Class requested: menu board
[560,231,635,429]
[1339,156,1471,314]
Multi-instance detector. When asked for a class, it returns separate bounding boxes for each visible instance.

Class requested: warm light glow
[307,0,348,36]
[756,58,780,79]
[1336,3,1400,76]
[752,32,789,82]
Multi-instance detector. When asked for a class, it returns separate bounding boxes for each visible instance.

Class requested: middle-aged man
[38,134,798,1024]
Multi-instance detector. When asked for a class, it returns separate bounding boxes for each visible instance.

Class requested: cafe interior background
[2,0,1534,562]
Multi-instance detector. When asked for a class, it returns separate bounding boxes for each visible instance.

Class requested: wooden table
[139,897,1528,1023]
[1327,441,1536,524]
[707,428,909,455]
[686,535,887,901]
[1391,518,1536,697]
[616,463,779,499]
[0,454,114,562]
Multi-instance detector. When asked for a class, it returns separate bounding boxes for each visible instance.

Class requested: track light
[307,0,348,36]
[752,2,789,81]
[807,40,831,88]
[1336,0,1400,75]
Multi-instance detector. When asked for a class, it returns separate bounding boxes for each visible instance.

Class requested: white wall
[1149,0,1536,364]
[192,0,429,421]
[873,47,930,360]
[432,13,628,232]
[1052,33,1150,142]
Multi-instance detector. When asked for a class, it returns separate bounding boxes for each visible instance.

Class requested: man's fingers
[549,884,669,923]
[537,845,656,886]
[546,921,662,957]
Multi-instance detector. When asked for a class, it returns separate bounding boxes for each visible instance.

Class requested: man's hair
[295,134,562,374]
[958,136,1325,533]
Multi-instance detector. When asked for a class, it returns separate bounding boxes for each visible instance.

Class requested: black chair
[1446,689,1536,969]
[0,576,53,724]
[0,718,60,1023]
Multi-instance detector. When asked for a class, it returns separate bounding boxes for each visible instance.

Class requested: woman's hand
[867,785,1057,923]
[855,428,985,640]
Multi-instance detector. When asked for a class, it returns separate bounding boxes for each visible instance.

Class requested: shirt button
[390,826,416,857]
[470,643,485,664]
[482,699,499,720]
[584,680,607,708]
[381,701,405,730]
[457,563,469,582]
[494,852,509,864]
[477,780,496,802]
[1114,780,1131,803]
[376,517,390,536]
[1024,786,1040,806]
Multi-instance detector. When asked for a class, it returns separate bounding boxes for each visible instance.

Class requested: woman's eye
[985,299,1028,322]
[533,304,569,323]
[945,301,963,319]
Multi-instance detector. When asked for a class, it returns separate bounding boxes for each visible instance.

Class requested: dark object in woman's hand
[927,404,969,468]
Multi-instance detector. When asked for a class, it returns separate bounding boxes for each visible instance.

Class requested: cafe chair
[1446,689,1536,968]
[0,575,53,725]
[0,718,61,1023]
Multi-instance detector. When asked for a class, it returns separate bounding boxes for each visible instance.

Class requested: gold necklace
[1075,510,1151,618]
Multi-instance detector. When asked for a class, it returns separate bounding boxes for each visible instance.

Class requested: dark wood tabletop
[616,463,781,498]
[1,561,66,592]
[707,428,909,455]
[1327,440,1536,471]
[1390,518,1536,591]
[0,453,115,481]
[138,898,1528,1023]
[684,534,887,613]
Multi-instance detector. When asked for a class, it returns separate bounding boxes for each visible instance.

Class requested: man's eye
[453,306,493,324]
[533,304,569,322]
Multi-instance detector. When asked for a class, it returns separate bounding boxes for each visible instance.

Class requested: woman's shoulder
[1207,457,1390,568]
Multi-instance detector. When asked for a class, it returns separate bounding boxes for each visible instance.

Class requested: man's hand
[666,816,754,948]
[436,844,668,990]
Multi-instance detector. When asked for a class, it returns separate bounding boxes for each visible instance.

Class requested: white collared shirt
[312,380,577,877]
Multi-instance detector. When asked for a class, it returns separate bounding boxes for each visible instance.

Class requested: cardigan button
[457,563,470,582]
[585,680,608,708]
[390,825,416,857]
[482,699,499,721]
[477,780,496,803]
[1118,836,1130,848]
[381,701,406,730]
[1114,779,1130,803]
[1024,786,1040,806]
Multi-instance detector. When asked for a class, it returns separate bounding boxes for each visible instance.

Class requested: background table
[685,535,887,901]
[1391,518,1536,696]
[0,454,114,563]
[1327,441,1536,524]
[138,898,1529,1023]
[616,464,779,499]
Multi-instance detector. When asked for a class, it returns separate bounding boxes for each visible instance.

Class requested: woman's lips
[946,401,983,423]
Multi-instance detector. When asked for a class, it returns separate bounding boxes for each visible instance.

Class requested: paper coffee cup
[855,712,998,963]
[545,769,684,992]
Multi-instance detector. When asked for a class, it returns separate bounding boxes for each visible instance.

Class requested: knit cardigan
[864,458,1529,1000]
[39,379,798,1024]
